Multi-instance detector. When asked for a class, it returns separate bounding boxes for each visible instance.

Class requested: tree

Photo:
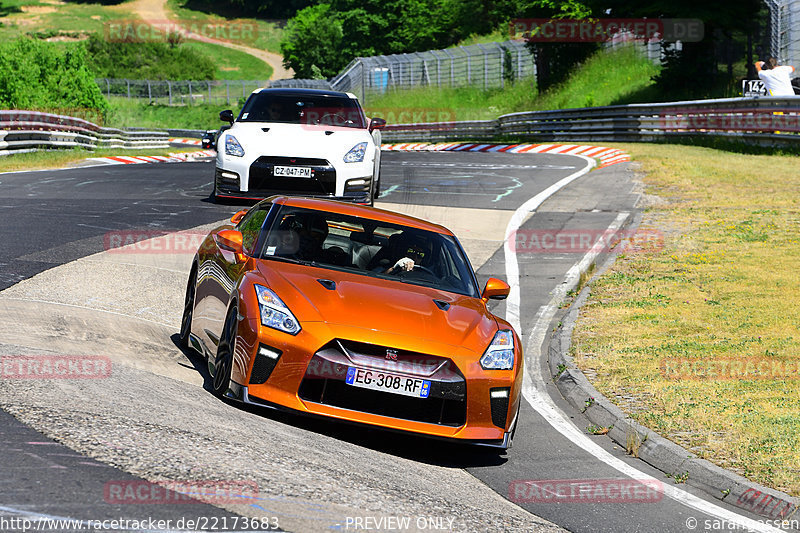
[280,4,346,78]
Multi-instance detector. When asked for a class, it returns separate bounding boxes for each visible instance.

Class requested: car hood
[255,261,497,351]
[228,122,374,160]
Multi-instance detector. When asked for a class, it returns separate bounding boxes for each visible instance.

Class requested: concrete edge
[544,209,800,524]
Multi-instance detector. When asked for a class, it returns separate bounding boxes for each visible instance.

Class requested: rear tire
[212,306,237,397]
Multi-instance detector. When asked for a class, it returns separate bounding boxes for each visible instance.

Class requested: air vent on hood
[324,131,334,136]
[433,299,450,311]
[261,128,270,133]
[317,279,336,291]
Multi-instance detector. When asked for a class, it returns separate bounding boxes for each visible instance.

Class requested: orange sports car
[180,196,523,449]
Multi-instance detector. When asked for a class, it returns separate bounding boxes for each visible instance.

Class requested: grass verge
[0,147,201,174]
[570,143,800,495]
[104,97,238,130]
[181,40,271,80]
[363,45,659,121]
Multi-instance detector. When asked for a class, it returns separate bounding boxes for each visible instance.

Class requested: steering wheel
[319,113,349,126]
[412,264,436,276]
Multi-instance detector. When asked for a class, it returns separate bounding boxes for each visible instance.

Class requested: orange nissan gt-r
[180,196,523,449]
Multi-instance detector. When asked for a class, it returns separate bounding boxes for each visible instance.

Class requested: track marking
[503,155,782,532]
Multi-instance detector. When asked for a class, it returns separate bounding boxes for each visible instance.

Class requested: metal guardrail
[380,97,800,147]
[0,110,170,156]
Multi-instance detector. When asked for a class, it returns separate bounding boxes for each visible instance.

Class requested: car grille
[298,340,467,427]
[248,156,336,195]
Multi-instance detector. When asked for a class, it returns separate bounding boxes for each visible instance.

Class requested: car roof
[267,197,454,235]
[251,87,357,99]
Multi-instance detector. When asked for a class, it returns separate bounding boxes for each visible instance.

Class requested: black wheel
[212,306,237,397]
[210,180,218,203]
[178,267,197,349]
[372,167,381,201]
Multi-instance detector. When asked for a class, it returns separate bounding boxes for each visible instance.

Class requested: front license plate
[345,367,431,398]
[274,166,312,178]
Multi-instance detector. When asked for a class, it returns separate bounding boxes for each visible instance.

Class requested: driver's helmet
[398,231,431,265]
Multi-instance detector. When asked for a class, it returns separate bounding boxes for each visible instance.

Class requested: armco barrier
[381,96,800,147]
[0,110,169,155]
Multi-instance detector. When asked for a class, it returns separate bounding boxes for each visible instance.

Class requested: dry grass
[571,143,800,495]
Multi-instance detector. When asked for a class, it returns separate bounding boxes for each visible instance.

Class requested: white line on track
[503,155,782,532]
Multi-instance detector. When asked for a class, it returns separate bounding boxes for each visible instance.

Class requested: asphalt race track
[0,152,775,532]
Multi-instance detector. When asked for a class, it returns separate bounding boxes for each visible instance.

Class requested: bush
[0,37,108,113]
[85,34,216,81]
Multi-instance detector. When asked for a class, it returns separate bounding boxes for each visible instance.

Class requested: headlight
[480,330,515,370]
[225,134,245,157]
[343,142,368,163]
[255,285,300,335]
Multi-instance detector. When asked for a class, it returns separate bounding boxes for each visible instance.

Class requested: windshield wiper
[261,255,314,266]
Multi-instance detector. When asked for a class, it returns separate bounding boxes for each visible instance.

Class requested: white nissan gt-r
[212,88,385,205]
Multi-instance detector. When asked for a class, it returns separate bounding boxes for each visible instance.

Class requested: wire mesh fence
[97,36,672,107]
[97,40,535,106]
[96,79,271,106]
[328,40,535,102]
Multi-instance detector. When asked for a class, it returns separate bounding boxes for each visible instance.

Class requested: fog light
[258,345,280,360]
[250,343,282,385]
[490,387,511,428]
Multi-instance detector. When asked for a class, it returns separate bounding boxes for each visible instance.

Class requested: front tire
[212,306,237,397]
[179,266,197,349]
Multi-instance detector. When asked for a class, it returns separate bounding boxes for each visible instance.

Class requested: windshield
[257,205,479,298]
[238,92,367,129]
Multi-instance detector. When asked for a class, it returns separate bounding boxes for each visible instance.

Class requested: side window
[238,209,268,255]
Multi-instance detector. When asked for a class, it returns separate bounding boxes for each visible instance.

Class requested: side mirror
[482,278,510,301]
[215,229,244,260]
[219,109,234,124]
[230,210,248,225]
[369,117,386,132]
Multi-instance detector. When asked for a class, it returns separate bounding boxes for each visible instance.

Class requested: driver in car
[387,243,424,273]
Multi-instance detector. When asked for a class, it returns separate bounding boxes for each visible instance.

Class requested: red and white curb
[382,142,629,168]
[169,138,203,146]
[86,150,215,165]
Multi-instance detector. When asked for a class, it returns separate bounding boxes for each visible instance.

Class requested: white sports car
[213,88,385,205]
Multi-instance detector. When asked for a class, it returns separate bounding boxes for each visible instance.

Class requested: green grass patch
[364,45,659,120]
[571,143,800,495]
[86,34,216,80]
[167,0,285,53]
[0,0,133,41]
[0,146,199,174]
[181,40,271,80]
[103,97,238,130]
